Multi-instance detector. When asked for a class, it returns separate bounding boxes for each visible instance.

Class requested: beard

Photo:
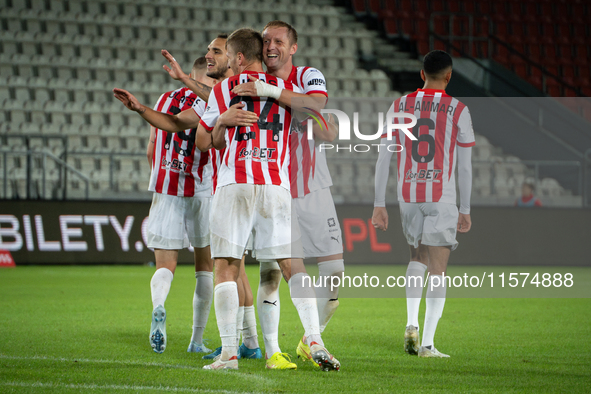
[206,65,228,80]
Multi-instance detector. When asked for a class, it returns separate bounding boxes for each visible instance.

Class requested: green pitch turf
[1,265,590,393]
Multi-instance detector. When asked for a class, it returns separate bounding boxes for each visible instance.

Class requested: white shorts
[147,192,211,250]
[209,184,303,260]
[399,201,459,251]
[293,187,343,258]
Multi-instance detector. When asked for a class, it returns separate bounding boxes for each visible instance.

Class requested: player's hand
[219,103,259,127]
[161,49,188,81]
[372,207,389,231]
[231,75,260,97]
[457,213,471,233]
[113,88,144,113]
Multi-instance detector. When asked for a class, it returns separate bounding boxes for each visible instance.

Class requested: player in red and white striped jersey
[114,37,233,355]
[196,28,339,371]
[372,50,474,358]
[231,20,344,367]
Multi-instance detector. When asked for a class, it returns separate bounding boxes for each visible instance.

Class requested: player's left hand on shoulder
[231,80,258,97]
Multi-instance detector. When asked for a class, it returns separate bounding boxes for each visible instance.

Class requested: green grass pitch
[1,265,590,393]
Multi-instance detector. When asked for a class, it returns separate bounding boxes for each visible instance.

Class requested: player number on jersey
[411,118,435,163]
[164,129,196,157]
[229,96,283,142]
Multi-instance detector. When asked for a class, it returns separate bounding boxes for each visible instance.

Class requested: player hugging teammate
[115,22,343,372]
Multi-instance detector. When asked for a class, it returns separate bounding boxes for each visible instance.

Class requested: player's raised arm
[232,75,326,113]
[161,49,212,102]
[113,88,201,133]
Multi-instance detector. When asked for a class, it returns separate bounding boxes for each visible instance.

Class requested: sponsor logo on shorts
[331,235,340,244]
[327,218,336,227]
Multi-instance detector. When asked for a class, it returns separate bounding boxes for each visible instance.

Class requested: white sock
[315,259,344,333]
[257,260,282,357]
[214,281,238,361]
[242,305,259,349]
[191,271,213,344]
[406,261,427,329]
[422,274,446,348]
[236,306,244,348]
[150,267,174,310]
[289,272,323,347]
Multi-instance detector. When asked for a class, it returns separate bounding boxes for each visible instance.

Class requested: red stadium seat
[351,0,366,17]
[366,0,381,17]
[546,85,561,97]
[383,18,400,39]
[554,3,568,20]
[522,1,537,17]
[400,18,414,38]
[525,44,541,63]
[417,39,430,55]
[560,64,576,80]
[446,0,460,13]
[472,41,489,58]
[571,23,586,39]
[523,22,540,40]
[556,23,571,39]
[473,16,490,37]
[475,2,490,15]
[415,0,429,13]
[430,0,445,13]
[461,0,476,13]
[542,44,557,60]
[431,15,449,36]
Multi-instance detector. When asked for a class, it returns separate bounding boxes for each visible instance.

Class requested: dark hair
[192,56,207,71]
[217,33,229,40]
[262,20,298,45]
[423,50,453,77]
[227,28,263,62]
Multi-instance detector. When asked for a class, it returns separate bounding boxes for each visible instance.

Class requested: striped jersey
[200,71,301,191]
[148,87,212,197]
[288,65,333,198]
[384,89,475,204]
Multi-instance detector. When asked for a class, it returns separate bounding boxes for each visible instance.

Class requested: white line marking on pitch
[1,381,258,393]
[0,354,273,385]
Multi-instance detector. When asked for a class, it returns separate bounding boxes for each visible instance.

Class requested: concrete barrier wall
[1,201,589,266]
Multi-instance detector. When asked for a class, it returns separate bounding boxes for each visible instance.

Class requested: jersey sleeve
[300,67,328,96]
[199,88,220,132]
[456,106,475,147]
[374,134,396,207]
[191,97,206,119]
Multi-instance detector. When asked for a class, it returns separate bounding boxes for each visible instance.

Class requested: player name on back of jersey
[397,100,458,116]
